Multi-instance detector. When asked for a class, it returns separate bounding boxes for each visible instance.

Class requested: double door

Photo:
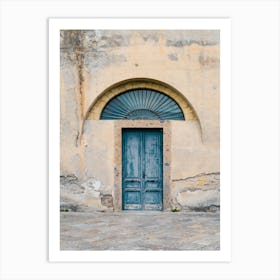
[122,129,163,210]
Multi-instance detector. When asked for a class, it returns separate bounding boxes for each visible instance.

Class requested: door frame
[114,120,171,211]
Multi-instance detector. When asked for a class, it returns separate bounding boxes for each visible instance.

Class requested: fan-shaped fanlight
[100,89,185,120]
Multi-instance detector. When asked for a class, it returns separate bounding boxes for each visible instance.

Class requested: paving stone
[60,211,220,250]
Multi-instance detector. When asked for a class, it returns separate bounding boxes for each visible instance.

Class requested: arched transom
[100,89,185,120]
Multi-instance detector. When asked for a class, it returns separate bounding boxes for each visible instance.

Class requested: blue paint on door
[122,129,163,210]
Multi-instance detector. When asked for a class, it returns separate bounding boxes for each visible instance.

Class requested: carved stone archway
[83,78,201,127]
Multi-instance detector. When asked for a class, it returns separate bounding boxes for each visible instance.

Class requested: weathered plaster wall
[60,30,220,212]
[170,120,220,211]
[61,121,115,211]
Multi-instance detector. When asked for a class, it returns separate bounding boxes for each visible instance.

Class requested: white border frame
[49,18,231,262]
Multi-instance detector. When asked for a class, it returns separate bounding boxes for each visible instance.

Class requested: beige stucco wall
[60,30,220,212]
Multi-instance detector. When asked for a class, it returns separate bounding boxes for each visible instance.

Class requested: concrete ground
[60,211,220,251]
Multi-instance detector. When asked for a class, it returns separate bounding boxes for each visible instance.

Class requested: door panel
[122,129,163,210]
[124,191,142,210]
[144,132,160,178]
[123,132,141,178]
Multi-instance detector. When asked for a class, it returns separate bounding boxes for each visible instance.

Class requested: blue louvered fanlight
[100,89,184,120]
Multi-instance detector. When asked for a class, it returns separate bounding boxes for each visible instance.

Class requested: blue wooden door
[122,129,163,210]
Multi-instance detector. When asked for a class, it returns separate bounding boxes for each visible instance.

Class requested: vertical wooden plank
[143,129,163,210]
[122,129,142,210]
[144,131,160,179]
[124,131,140,178]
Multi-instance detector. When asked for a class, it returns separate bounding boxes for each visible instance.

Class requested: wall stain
[168,53,178,61]
[199,54,220,67]
[166,39,218,47]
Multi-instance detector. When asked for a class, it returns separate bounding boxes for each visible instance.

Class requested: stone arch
[82,78,202,138]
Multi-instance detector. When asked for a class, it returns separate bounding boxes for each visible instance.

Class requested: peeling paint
[172,172,220,211]
[60,175,113,211]
[173,172,220,182]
